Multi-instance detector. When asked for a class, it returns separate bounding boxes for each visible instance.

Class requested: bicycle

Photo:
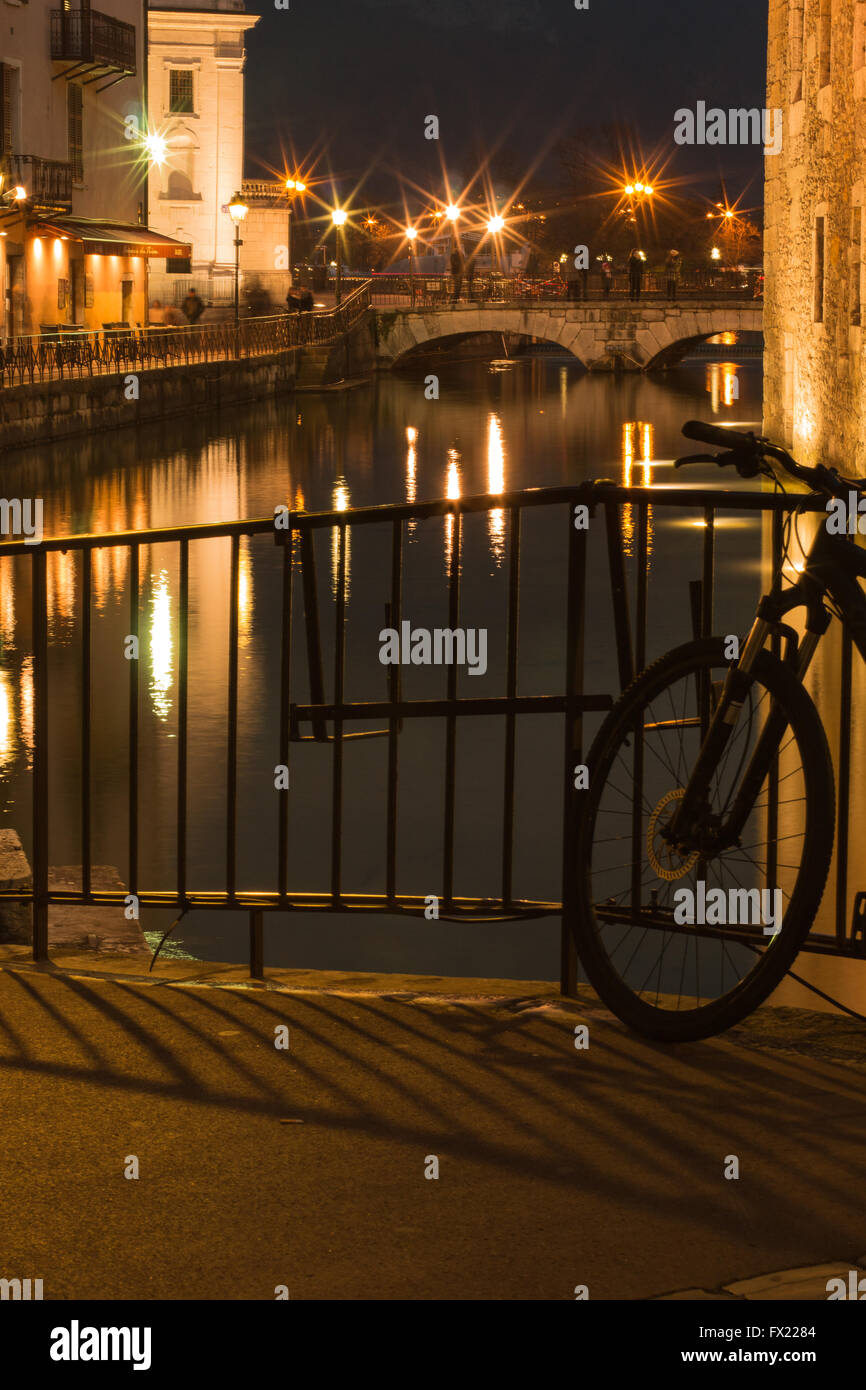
[574,418,866,1042]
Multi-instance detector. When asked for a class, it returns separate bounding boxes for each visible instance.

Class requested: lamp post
[331,208,347,306]
[445,204,461,301]
[486,213,505,277]
[228,191,248,328]
[405,226,417,306]
[285,178,306,294]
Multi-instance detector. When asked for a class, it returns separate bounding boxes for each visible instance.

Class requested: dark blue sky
[245,0,767,202]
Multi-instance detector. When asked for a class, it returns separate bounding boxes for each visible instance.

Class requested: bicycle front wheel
[574,638,835,1041]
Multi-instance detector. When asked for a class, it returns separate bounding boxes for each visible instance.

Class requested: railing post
[561,494,588,998]
[32,548,49,962]
[249,909,264,980]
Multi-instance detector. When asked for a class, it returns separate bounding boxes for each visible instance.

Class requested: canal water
[7,347,849,987]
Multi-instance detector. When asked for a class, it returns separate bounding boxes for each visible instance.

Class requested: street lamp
[406,225,418,305]
[331,207,347,306]
[285,177,306,293]
[486,213,505,274]
[228,190,248,327]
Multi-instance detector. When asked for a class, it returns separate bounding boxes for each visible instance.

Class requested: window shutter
[0,65,13,158]
[68,85,83,183]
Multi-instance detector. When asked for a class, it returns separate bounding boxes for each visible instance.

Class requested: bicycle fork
[668,615,821,853]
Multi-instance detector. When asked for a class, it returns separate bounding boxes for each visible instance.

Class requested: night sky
[245,0,768,205]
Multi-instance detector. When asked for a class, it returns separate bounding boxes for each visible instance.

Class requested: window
[814,215,826,323]
[852,204,863,325]
[856,1,866,70]
[818,0,832,87]
[67,84,83,183]
[790,0,805,101]
[169,70,193,114]
[166,257,191,274]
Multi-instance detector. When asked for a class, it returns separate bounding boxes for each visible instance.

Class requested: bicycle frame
[670,518,866,850]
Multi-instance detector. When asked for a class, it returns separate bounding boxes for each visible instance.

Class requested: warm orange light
[445,204,460,222]
[487,214,505,234]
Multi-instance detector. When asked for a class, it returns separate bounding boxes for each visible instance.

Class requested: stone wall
[0,313,377,448]
[0,351,300,450]
[764,0,866,473]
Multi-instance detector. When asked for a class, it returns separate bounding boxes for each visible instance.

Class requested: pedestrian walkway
[0,952,863,1300]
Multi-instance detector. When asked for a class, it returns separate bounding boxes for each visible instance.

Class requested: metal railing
[360,271,763,307]
[50,9,137,73]
[0,283,372,387]
[2,155,72,209]
[0,480,860,987]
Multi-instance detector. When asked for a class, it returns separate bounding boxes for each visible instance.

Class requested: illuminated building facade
[1,0,189,336]
[147,0,286,309]
[764,0,866,473]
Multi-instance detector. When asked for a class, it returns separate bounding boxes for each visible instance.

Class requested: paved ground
[0,948,864,1301]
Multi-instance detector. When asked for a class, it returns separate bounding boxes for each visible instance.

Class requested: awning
[31,217,192,259]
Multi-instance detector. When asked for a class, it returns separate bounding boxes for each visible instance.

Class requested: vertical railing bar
[81,548,91,900]
[299,524,327,741]
[128,542,139,896]
[560,504,586,997]
[604,498,634,691]
[277,527,293,900]
[836,627,852,944]
[177,538,189,905]
[331,520,347,906]
[635,501,649,672]
[501,506,521,908]
[701,506,715,639]
[442,506,461,911]
[385,518,402,905]
[32,548,49,961]
[226,534,240,900]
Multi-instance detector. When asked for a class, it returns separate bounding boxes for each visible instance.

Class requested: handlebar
[681,419,758,453]
[675,420,861,498]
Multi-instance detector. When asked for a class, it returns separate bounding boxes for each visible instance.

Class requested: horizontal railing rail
[0,478,855,988]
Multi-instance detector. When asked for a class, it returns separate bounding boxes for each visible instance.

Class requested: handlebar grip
[682,419,757,452]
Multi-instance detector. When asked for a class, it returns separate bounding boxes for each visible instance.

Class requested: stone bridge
[374,300,762,372]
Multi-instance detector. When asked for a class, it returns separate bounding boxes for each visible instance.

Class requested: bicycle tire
[574,638,835,1041]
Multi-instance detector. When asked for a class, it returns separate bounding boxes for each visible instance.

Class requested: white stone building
[147,0,287,312]
[764,0,866,473]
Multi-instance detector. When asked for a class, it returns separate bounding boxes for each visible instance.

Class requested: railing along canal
[0,481,858,988]
[0,282,372,388]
